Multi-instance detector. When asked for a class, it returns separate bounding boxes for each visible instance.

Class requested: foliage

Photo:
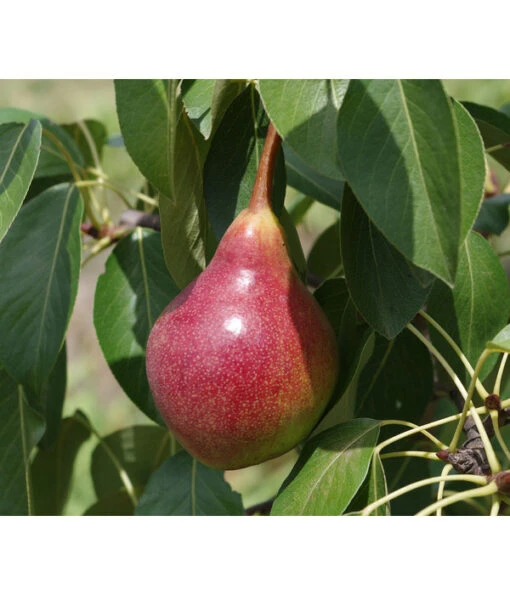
[1,79,510,516]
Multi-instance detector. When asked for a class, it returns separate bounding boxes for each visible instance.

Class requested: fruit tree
[1,79,510,516]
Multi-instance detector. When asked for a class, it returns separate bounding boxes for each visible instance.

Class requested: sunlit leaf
[338,80,462,285]
[0,119,41,242]
[259,79,347,180]
[115,79,213,288]
[428,231,510,381]
[182,79,246,139]
[272,418,380,515]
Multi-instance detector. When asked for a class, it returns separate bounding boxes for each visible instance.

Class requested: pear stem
[248,122,282,212]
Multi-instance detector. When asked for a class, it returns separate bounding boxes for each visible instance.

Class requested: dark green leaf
[355,329,433,424]
[283,143,343,210]
[34,344,67,450]
[0,370,45,515]
[259,79,347,180]
[31,411,91,515]
[61,119,107,168]
[135,450,244,516]
[0,107,84,179]
[337,80,461,285]
[341,185,433,339]
[0,184,82,394]
[307,220,342,280]
[314,278,369,406]
[474,194,510,235]
[463,101,510,170]
[279,206,307,282]
[91,425,178,500]
[84,490,136,515]
[0,120,42,242]
[94,228,180,424]
[182,79,246,140]
[452,100,486,239]
[115,79,213,288]
[271,419,380,515]
[383,455,432,515]
[312,332,375,434]
[203,85,286,241]
[427,231,510,381]
[25,174,73,202]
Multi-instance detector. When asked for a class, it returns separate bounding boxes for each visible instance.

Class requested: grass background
[1,79,509,514]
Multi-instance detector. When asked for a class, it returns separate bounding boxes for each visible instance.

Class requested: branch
[437,392,510,475]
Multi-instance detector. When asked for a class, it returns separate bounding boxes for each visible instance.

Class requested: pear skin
[146,124,339,469]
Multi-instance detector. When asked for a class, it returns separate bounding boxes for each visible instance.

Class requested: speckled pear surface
[146,124,339,469]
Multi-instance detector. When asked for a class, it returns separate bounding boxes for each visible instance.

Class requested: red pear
[146,124,339,469]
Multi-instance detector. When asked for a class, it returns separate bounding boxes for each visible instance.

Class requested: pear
[146,123,339,470]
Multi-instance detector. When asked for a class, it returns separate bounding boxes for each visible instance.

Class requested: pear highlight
[146,124,339,469]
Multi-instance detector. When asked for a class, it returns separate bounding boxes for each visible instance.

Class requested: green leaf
[337,80,461,285]
[203,85,286,241]
[182,79,246,140]
[366,453,389,515]
[313,333,376,437]
[463,101,510,170]
[383,455,432,515]
[115,79,212,288]
[355,329,433,424]
[34,344,67,450]
[279,206,307,282]
[341,185,433,339]
[135,450,244,515]
[31,411,91,515]
[284,143,343,210]
[427,231,510,381]
[287,194,314,225]
[84,490,136,515]
[0,107,46,124]
[271,419,380,515]
[0,184,82,394]
[258,79,348,180]
[0,107,84,178]
[94,228,180,424]
[314,278,369,405]
[346,451,389,516]
[61,119,107,168]
[474,194,510,235]
[0,370,45,515]
[0,120,41,242]
[307,219,342,280]
[487,324,510,352]
[91,425,178,500]
[452,99,486,240]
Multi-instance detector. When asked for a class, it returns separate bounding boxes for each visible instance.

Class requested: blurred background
[1,79,509,514]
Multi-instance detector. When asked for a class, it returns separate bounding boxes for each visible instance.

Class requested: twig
[437,392,510,475]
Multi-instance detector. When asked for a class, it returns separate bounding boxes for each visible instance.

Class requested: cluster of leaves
[1,80,510,516]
